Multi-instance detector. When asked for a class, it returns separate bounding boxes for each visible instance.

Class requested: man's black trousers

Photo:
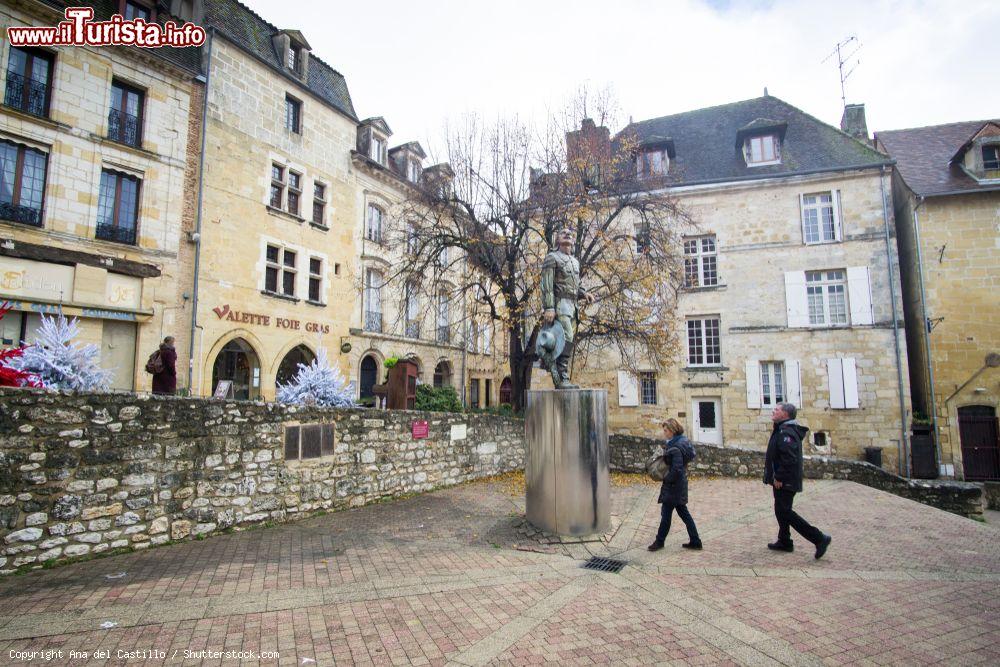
[772,487,823,546]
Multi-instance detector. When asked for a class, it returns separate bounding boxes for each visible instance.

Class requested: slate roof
[619,95,890,186]
[875,120,1000,197]
[204,0,356,121]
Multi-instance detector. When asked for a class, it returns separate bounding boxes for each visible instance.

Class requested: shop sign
[106,273,141,310]
[0,257,74,301]
[212,303,330,334]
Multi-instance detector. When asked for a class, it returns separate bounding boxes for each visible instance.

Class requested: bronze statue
[537,227,592,389]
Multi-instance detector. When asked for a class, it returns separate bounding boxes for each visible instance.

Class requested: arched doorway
[359,355,379,402]
[211,338,260,400]
[276,345,315,388]
[959,405,999,480]
[433,360,452,388]
[499,377,512,405]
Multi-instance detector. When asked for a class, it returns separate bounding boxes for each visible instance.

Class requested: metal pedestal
[525,389,609,536]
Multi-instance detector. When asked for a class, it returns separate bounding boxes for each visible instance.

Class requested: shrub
[415,384,463,413]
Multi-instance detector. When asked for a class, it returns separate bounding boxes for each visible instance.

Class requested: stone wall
[611,434,983,519]
[983,482,1000,511]
[0,389,524,574]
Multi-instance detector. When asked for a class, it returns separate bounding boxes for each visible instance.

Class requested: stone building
[0,0,203,391]
[875,119,1000,481]
[567,96,911,471]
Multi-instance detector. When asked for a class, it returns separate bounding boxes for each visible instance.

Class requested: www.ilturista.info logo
[7,7,206,49]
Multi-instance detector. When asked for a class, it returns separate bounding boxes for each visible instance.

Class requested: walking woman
[648,419,703,551]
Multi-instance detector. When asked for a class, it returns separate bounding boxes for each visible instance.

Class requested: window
[636,221,650,254]
[478,322,491,355]
[96,170,140,245]
[287,45,301,73]
[405,281,420,338]
[683,236,718,287]
[801,192,839,244]
[640,372,657,405]
[123,1,151,21]
[408,160,421,183]
[438,245,449,268]
[983,145,1000,171]
[284,423,335,461]
[270,163,284,208]
[366,203,383,243]
[364,269,383,332]
[369,133,385,164]
[437,291,450,343]
[744,135,780,165]
[406,222,418,255]
[636,149,668,178]
[264,244,297,297]
[469,378,480,409]
[760,361,785,407]
[0,140,47,227]
[485,379,492,408]
[806,270,848,326]
[312,182,326,225]
[285,95,301,134]
[4,47,53,118]
[108,80,144,147]
[308,257,322,303]
[287,171,301,216]
[686,317,721,366]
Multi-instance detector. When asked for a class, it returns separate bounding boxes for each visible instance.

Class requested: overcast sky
[244,0,999,153]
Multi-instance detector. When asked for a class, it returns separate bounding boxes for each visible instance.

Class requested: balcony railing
[3,71,48,117]
[364,310,382,333]
[95,222,137,245]
[436,325,450,344]
[108,108,141,147]
[405,321,420,339]
[0,201,43,227]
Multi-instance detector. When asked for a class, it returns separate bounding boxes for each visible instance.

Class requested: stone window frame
[366,202,385,243]
[686,316,721,367]
[285,93,302,134]
[639,371,657,405]
[264,242,298,299]
[270,163,285,209]
[759,360,785,407]
[683,235,718,287]
[311,180,327,228]
[283,421,336,463]
[286,170,302,216]
[307,256,324,305]
[800,191,842,245]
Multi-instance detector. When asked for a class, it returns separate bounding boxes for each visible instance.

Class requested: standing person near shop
[648,418,702,552]
[148,335,177,395]
[764,402,832,559]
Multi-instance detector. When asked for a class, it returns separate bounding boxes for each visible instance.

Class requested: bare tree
[382,95,695,412]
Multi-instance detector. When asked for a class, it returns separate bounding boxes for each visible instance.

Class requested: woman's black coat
[657,436,690,506]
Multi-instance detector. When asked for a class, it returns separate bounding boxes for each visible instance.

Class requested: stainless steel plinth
[525,389,609,536]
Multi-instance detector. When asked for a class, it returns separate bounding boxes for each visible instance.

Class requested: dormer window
[122,0,152,21]
[408,160,421,183]
[369,134,386,164]
[744,135,781,166]
[983,145,1000,171]
[287,44,301,73]
[637,149,669,178]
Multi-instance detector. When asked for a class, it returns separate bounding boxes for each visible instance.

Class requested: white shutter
[745,359,761,408]
[617,370,639,407]
[833,190,844,241]
[827,358,845,409]
[784,359,802,407]
[784,271,809,327]
[842,357,859,408]
[798,193,807,243]
[847,266,873,326]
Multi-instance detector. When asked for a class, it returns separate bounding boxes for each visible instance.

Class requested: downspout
[460,253,468,408]
[187,28,214,393]
[912,197,941,474]
[879,168,908,476]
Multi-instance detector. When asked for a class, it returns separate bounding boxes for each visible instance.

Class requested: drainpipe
[187,28,214,394]
[912,197,941,474]
[460,253,468,408]
[879,168,908,476]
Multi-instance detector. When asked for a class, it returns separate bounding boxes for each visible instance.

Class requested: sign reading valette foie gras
[212,304,329,334]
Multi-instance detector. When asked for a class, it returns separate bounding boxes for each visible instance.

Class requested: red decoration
[0,301,40,388]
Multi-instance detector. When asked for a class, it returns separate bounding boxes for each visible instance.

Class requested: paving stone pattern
[0,475,996,666]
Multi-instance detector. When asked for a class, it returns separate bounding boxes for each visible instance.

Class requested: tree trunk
[508,321,538,414]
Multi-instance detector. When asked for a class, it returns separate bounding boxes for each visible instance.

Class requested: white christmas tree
[2,313,113,391]
[276,347,356,408]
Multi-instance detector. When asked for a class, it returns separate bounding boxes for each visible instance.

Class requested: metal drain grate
[582,557,627,573]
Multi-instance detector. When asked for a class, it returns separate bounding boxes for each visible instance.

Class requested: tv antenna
[823,35,862,108]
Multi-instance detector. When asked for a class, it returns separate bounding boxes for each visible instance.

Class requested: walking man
[150,335,177,395]
[764,402,832,559]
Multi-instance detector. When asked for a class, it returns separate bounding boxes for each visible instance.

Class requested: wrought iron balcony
[0,201,43,227]
[364,310,382,333]
[108,108,141,147]
[436,325,450,344]
[405,321,420,339]
[3,71,48,117]
[95,222,137,245]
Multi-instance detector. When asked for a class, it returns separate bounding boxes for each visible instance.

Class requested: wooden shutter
[827,357,859,409]
[784,271,809,327]
[784,359,802,407]
[847,266,874,325]
[617,370,639,407]
[745,359,761,408]
[828,359,845,409]
[833,190,844,241]
[842,357,859,408]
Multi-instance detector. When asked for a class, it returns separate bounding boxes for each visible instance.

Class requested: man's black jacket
[763,419,809,493]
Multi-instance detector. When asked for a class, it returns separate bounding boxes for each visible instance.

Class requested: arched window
[433,360,452,388]
[211,338,260,400]
[366,203,384,243]
[499,377,512,405]
[275,344,315,388]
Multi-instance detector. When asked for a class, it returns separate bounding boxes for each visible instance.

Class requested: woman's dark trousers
[655,503,701,545]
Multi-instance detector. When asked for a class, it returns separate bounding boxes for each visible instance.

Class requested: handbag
[645,453,669,481]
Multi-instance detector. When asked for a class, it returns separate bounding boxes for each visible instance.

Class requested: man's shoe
[682,542,703,550]
[815,534,832,560]
[647,542,664,551]
[767,541,794,552]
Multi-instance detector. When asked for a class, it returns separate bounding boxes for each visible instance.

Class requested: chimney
[840,104,870,144]
[566,118,611,165]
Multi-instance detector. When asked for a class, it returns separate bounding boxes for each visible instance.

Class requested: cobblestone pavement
[0,475,997,666]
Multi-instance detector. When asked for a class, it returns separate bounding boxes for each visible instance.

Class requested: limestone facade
[0,0,201,392]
